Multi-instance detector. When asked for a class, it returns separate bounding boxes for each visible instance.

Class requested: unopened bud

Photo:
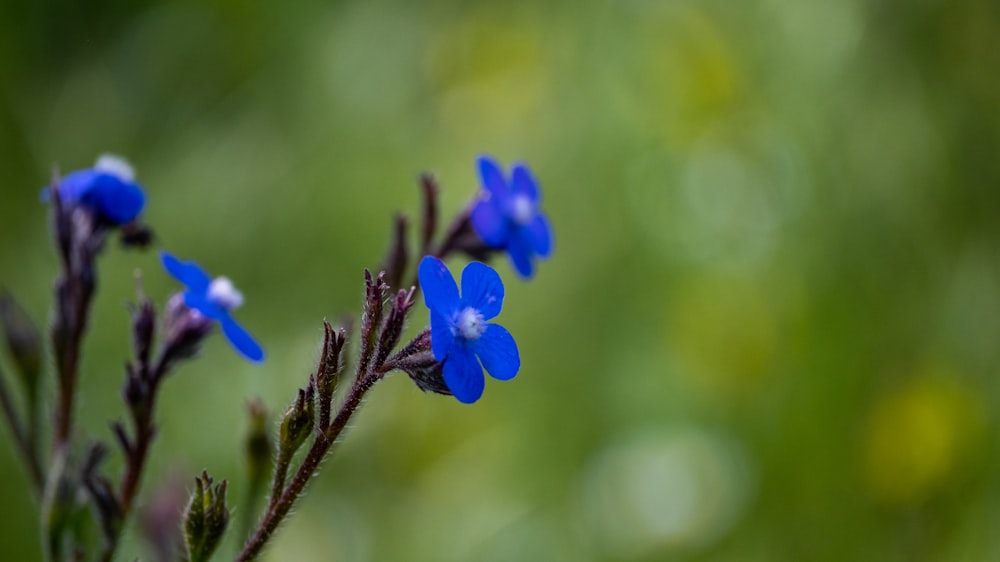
[280,385,315,455]
[130,293,156,368]
[400,351,450,395]
[381,213,410,290]
[119,220,155,250]
[159,293,213,372]
[316,322,346,410]
[183,471,230,562]
[244,399,272,489]
[440,210,498,262]
[390,329,451,396]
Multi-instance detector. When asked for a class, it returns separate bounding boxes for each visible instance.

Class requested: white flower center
[94,154,136,182]
[208,277,244,310]
[454,307,486,340]
[510,195,535,225]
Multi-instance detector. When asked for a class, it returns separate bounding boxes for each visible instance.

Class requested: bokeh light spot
[580,427,755,558]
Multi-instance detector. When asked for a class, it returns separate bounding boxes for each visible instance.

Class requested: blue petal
[89,175,145,224]
[442,344,485,404]
[430,309,454,361]
[477,155,509,199]
[510,163,540,202]
[183,292,226,321]
[470,198,509,248]
[506,230,535,279]
[460,261,504,320]
[418,256,459,313]
[220,314,265,362]
[527,212,553,258]
[473,324,520,381]
[161,251,212,294]
[53,169,99,204]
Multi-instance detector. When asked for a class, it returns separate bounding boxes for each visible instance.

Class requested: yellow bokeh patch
[424,13,547,139]
[631,6,743,146]
[862,371,985,507]
[667,274,776,398]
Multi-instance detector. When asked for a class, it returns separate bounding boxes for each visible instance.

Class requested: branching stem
[236,369,382,562]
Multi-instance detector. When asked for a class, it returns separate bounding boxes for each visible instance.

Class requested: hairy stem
[266,448,294,513]
[236,371,381,562]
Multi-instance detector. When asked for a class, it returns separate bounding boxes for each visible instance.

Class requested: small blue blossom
[418,255,520,404]
[45,155,146,225]
[470,156,553,279]
[160,251,265,363]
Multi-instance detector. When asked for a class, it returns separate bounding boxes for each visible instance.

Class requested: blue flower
[418,255,520,403]
[160,251,265,363]
[46,155,146,225]
[470,156,552,279]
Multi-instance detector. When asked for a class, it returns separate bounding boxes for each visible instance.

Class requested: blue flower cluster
[47,156,264,363]
[46,154,554,394]
[418,156,553,403]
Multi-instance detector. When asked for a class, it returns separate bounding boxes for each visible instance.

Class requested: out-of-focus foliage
[2,0,1000,560]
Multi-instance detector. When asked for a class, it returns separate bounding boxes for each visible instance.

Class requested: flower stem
[236,371,381,562]
[117,373,162,514]
[266,449,294,513]
[100,352,168,562]
[123,359,166,488]
[49,202,101,454]
[52,279,92,452]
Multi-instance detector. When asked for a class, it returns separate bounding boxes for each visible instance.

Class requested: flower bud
[439,210,498,262]
[183,471,230,562]
[130,296,156,369]
[244,399,273,491]
[119,220,155,250]
[381,213,410,290]
[159,293,213,372]
[389,329,451,396]
[374,287,416,368]
[316,322,345,404]
[279,385,315,455]
[400,350,450,396]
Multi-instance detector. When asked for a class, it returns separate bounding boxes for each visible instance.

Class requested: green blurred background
[2,0,1000,560]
